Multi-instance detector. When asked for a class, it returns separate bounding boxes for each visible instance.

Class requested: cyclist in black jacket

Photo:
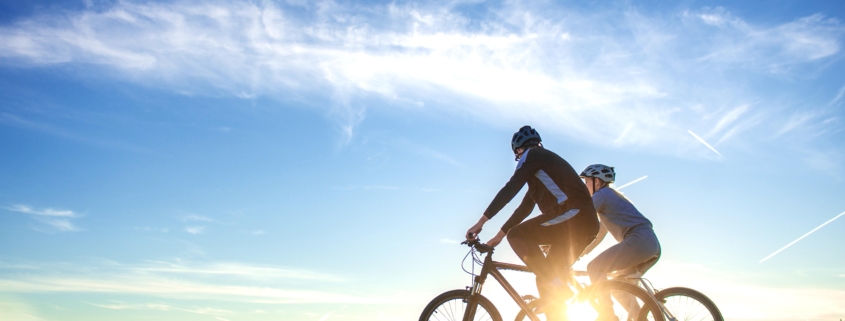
[466,126,600,321]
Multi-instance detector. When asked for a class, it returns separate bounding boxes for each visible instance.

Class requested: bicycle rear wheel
[645,287,723,321]
[419,289,502,321]
[513,280,664,321]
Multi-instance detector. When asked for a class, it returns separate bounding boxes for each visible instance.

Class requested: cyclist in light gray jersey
[580,164,661,321]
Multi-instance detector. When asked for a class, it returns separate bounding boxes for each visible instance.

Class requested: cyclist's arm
[485,230,507,247]
[582,189,608,256]
[470,193,534,242]
[581,219,607,257]
[482,153,536,220]
[500,192,535,234]
[466,215,489,240]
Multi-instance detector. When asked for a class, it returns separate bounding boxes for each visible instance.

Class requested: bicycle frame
[465,247,542,321]
[610,273,677,321]
[465,246,674,321]
[466,246,592,321]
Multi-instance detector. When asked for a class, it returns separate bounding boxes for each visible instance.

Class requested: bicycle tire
[641,287,723,321]
[513,280,664,321]
[419,289,503,321]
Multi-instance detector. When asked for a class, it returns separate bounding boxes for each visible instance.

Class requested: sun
[567,301,599,321]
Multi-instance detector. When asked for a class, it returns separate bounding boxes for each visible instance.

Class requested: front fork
[462,275,485,321]
[463,255,491,321]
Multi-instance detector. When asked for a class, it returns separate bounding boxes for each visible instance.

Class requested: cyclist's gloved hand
[485,230,505,248]
[466,223,483,240]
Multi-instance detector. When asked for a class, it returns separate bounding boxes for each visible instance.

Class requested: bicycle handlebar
[461,238,494,253]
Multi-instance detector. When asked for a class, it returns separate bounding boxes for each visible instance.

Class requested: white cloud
[646,261,845,321]
[0,113,151,153]
[38,218,79,232]
[89,302,173,311]
[778,108,843,139]
[830,82,845,107]
[335,185,399,191]
[135,227,169,233]
[394,138,463,167]
[135,261,345,282]
[319,311,333,321]
[0,1,841,157]
[4,204,83,232]
[0,299,42,321]
[181,215,215,223]
[691,9,842,68]
[185,226,205,235]
[709,104,748,136]
[5,204,77,217]
[0,260,392,305]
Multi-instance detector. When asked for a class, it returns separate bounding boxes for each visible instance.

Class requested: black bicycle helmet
[511,125,542,153]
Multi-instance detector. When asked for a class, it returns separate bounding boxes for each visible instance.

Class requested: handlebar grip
[475,242,494,253]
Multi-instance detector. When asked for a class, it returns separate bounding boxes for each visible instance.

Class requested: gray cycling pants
[587,227,661,284]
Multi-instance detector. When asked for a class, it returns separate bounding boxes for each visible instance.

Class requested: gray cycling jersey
[592,187,653,242]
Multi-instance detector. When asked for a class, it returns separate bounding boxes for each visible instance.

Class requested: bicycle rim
[656,287,723,321]
[420,289,502,321]
[592,280,664,321]
[513,281,664,321]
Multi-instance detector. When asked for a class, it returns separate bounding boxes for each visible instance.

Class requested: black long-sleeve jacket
[483,147,593,233]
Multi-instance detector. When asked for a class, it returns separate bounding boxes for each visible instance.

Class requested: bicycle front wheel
[419,289,503,321]
[647,287,723,321]
[513,280,664,321]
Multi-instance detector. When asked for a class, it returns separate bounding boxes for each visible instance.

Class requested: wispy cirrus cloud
[439,238,460,244]
[4,204,83,232]
[89,302,233,317]
[134,261,345,282]
[0,259,390,305]
[181,214,216,223]
[185,226,205,235]
[646,260,845,321]
[334,185,399,191]
[0,1,842,159]
[0,113,151,154]
[5,204,75,217]
[691,9,842,68]
[89,302,172,311]
[180,214,220,235]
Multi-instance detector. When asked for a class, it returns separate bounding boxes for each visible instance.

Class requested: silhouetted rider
[466,125,599,321]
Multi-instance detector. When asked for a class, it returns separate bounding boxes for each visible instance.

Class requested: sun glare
[567,301,599,321]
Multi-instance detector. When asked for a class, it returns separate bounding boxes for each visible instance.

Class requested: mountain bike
[509,245,723,321]
[511,255,724,321]
[419,239,665,321]
[512,270,724,321]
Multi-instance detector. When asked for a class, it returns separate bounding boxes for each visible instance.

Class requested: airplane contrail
[760,210,845,263]
[616,176,647,190]
[687,130,723,157]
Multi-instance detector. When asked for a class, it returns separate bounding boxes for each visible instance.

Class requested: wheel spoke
[421,291,501,321]
[656,288,721,321]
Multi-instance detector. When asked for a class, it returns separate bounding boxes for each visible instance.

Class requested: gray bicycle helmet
[580,164,616,183]
[511,125,542,153]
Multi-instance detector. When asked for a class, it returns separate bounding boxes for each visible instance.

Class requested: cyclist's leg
[546,208,599,288]
[508,215,580,321]
[587,228,660,318]
[636,235,661,276]
[544,213,598,321]
[507,215,558,287]
[587,228,659,281]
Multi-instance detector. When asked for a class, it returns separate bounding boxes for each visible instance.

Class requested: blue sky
[1,0,844,320]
